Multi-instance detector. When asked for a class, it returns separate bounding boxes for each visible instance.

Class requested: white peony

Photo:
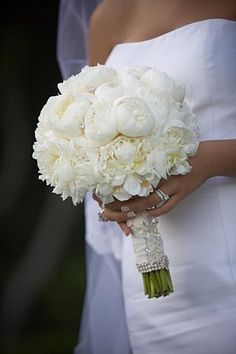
[158,119,199,174]
[97,136,159,201]
[33,131,96,204]
[113,96,155,137]
[95,82,123,103]
[135,86,173,125]
[168,102,188,122]
[84,100,118,146]
[58,64,117,95]
[117,73,144,94]
[141,68,185,102]
[37,95,90,138]
[152,149,169,180]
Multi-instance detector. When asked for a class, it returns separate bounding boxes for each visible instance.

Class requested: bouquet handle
[127,214,174,298]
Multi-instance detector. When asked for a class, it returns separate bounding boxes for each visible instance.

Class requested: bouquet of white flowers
[33,64,199,298]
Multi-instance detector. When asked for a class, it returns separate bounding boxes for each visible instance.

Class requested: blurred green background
[0,1,86,353]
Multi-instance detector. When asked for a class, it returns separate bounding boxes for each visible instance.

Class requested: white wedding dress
[74,18,236,354]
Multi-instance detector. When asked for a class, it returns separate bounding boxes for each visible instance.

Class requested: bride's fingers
[93,193,132,211]
[147,194,180,217]
[101,189,179,222]
[118,222,131,236]
[101,188,174,223]
[102,208,136,223]
[117,187,172,212]
[94,184,174,213]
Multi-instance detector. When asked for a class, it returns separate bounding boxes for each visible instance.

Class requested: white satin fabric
[74,19,236,354]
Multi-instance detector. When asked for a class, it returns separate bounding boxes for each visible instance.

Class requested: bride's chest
[106,19,235,100]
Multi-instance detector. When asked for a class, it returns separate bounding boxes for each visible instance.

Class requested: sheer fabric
[57,0,101,79]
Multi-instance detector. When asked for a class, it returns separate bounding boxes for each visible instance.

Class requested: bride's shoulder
[88,0,133,64]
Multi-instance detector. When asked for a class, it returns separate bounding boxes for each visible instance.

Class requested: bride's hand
[93,140,236,235]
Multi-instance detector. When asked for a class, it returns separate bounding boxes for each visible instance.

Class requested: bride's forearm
[198,139,236,179]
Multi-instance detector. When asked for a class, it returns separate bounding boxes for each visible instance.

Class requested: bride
[57,1,236,353]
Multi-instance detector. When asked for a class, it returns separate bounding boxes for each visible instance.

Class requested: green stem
[141,269,174,298]
[142,273,149,295]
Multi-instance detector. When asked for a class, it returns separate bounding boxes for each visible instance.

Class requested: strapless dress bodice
[106,18,236,141]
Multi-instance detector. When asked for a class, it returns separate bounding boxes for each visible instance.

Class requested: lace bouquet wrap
[33,64,199,298]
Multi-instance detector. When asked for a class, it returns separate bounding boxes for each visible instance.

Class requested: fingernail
[121,205,131,212]
[127,211,136,218]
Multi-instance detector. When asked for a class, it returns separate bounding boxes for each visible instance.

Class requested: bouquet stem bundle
[127,214,174,298]
[142,269,173,298]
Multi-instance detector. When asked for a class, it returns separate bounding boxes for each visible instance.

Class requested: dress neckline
[110,18,236,50]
